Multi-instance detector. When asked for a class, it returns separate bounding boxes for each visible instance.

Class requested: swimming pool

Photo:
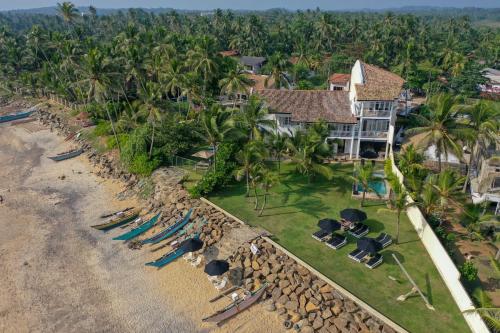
[357,180,387,195]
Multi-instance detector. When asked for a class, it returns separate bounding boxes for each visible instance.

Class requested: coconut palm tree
[234,140,267,197]
[237,95,275,141]
[138,82,163,158]
[428,169,465,217]
[458,100,500,192]
[406,94,471,172]
[219,67,252,107]
[351,163,379,207]
[57,2,79,25]
[397,144,425,177]
[258,168,280,216]
[265,52,291,89]
[249,163,264,210]
[267,130,288,173]
[389,181,416,244]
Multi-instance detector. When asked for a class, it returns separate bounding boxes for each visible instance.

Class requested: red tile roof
[329,73,351,84]
[355,62,405,101]
[219,50,240,57]
[256,90,357,124]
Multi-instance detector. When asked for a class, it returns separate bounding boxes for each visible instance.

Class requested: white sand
[0,120,284,333]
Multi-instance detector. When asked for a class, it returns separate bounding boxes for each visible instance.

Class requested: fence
[167,155,209,175]
[388,147,489,333]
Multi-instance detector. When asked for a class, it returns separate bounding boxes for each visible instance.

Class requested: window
[333,86,343,91]
[367,101,392,111]
[363,120,389,132]
[280,116,292,126]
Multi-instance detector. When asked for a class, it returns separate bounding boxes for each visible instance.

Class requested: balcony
[362,110,391,118]
[329,130,352,138]
[360,131,388,139]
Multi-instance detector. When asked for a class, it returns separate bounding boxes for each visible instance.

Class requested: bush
[459,261,478,282]
[128,154,161,176]
[189,143,237,198]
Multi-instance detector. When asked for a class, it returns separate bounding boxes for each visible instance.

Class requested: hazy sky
[0,0,498,11]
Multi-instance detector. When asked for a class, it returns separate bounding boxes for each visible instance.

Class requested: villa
[257,60,405,159]
[470,142,500,215]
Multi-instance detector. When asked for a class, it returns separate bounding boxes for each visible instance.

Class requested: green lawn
[209,163,469,333]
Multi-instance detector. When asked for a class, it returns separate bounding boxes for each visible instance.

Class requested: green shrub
[128,154,161,176]
[93,121,112,136]
[190,143,237,198]
[459,261,478,282]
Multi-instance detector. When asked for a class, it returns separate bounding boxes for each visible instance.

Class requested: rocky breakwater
[229,238,397,333]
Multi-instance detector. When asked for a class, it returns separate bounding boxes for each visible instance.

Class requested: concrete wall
[388,148,489,333]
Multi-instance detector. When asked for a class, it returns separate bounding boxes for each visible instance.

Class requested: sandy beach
[0,119,283,332]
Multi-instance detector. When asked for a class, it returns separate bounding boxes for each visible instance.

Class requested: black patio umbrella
[317,219,342,233]
[340,208,367,222]
[357,237,382,255]
[180,238,203,252]
[360,150,378,159]
[204,260,230,276]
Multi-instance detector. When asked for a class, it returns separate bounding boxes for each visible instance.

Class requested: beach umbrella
[180,238,203,252]
[204,260,230,276]
[340,208,367,222]
[360,150,378,159]
[317,219,341,232]
[357,237,382,255]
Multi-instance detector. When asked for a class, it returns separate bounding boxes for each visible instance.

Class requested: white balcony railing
[329,130,352,138]
[362,110,391,118]
[360,131,388,138]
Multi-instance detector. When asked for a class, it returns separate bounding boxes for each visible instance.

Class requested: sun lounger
[325,234,347,250]
[375,233,392,248]
[348,223,369,238]
[365,253,383,269]
[312,229,330,241]
[348,248,369,262]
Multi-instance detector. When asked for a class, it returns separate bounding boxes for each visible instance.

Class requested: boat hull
[91,209,140,231]
[0,110,33,123]
[145,248,185,268]
[142,209,192,245]
[113,213,160,241]
[48,149,84,162]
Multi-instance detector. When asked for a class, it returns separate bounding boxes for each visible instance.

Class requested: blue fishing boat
[145,235,200,268]
[141,209,192,245]
[113,213,160,241]
[48,148,84,162]
[0,109,33,123]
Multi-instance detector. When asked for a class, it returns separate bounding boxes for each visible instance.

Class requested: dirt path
[0,122,283,333]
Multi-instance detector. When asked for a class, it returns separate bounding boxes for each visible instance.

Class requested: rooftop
[239,56,266,67]
[245,74,275,90]
[329,73,351,84]
[355,61,405,101]
[219,50,240,57]
[483,68,500,84]
[257,89,357,124]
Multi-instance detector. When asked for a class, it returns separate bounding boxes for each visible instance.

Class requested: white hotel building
[257,60,405,159]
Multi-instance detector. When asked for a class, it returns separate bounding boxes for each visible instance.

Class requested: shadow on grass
[425,273,434,305]
[364,219,385,234]
[384,250,406,265]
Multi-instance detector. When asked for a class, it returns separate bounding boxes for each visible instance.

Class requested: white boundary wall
[388,149,489,333]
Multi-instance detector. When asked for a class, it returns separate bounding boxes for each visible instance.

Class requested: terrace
[208,163,469,333]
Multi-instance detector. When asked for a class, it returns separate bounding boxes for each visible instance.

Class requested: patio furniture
[348,248,369,262]
[340,208,367,223]
[325,234,347,250]
[318,218,342,233]
[375,233,392,248]
[356,237,382,254]
[312,229,330,242]
[365,253,383,269]
[348,223,369,238]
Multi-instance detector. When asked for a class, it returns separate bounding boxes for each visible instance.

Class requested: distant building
[470,142,500,215]
[479,68,500,95]
[239,56,267,74]
[219,74,275,107]
[256,60,405,159]
[328,73,350,91]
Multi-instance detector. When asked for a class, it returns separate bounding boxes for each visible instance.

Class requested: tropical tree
[406,94,471,171]
[351,163,380,207]
[265,52,291,89]
[57,2,79,25]
[138,82,163,158]
[219,67,252,107]
[267,130,288,173]
[234,140,267,197]
[458,100,500,192]
[249,163,264,210]
[258,168,280,216]
[389,181,416,244]
[237,95,275,140]
[428,169,465,217]
[397,144,425,177]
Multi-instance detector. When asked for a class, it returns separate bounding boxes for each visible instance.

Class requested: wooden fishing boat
[10,117,35,126]
[0,110,33,123]
[113,213,160,241]
[145,234,199,268]
[48,148,84,162]
[202,284,267,325]
[100,207,134,219]
[141,209,192,245]
[91,208,141,231]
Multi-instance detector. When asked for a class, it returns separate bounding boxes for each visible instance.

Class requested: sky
[0,0,498,11]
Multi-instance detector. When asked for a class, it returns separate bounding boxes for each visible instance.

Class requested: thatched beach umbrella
[204,260,230,276]
[357,237,382,255]
[340,208,367,222]
[180,238,203,252]
[317,219,341,233]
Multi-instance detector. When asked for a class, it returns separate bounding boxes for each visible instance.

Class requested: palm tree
[406,94,471,171]
[460,203,498,240]
[234,140,267,197]
[219,68,252,107]
[397,144,425,177]
[265,52,291,89]
[196,105,239,169]
[428,169,465,217]
[162,59,185,101]
[187,36,217,97]
[351,163,379,207]
[249,163,264,210]
[258,168,279,216]
[389,181,416,244]
[458,100,500,192]
[287,129,333,183]
[237,95,275,140]
[57,2,79,24]
[267,131,288,173]
[138,82,163,158]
